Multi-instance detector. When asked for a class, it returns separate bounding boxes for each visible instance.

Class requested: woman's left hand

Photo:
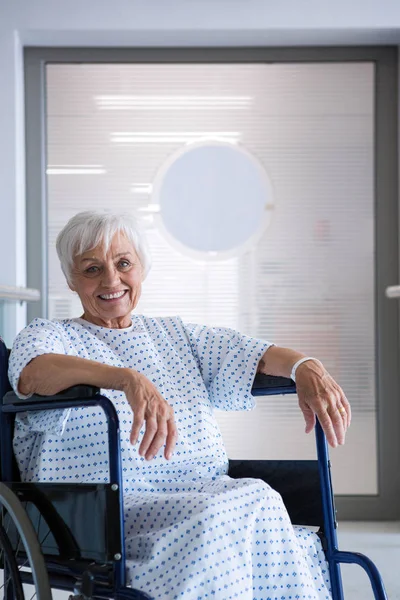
[295,359,351,447]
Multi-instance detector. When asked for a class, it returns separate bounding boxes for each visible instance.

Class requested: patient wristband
[290,357,319,382]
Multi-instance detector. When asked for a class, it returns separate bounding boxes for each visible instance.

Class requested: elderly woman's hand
[295,359,351,447]
[258,347,351,447]
[123,371,178,461]
[18,353,178,461]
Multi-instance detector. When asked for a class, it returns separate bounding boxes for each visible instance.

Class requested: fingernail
[166,452,171,460]
[146,454,154,461]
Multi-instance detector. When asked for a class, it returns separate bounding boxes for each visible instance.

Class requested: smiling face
[69,232,143,329]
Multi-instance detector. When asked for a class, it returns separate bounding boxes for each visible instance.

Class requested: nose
[101,264,121,288]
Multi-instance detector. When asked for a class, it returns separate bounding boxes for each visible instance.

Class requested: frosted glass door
[46,62,376,494]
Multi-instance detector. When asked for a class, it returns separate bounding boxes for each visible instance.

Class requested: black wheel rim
[0,522,24,600]
[0,484,52,600]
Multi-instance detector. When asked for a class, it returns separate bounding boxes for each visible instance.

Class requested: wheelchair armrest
[1,388,122,486]
[251,373,296,396]
[3,375,295,403]
[2,385,100,405]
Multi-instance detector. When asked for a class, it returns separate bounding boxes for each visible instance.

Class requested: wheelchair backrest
[0,337,11,401]
[0,338,20,481]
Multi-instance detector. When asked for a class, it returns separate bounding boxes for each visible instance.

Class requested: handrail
[385,285,400,298]
[0,285,40,302]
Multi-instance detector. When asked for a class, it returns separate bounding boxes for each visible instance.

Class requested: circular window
[152,140,275,260]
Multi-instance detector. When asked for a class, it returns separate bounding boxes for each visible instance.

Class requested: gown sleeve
[182,320,274,410]
[8,318,72,435]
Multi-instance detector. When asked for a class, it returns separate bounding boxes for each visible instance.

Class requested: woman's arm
[19,354,177,461]
[257,346,306,378]
[258,346,351,448]
[19,353,129,396]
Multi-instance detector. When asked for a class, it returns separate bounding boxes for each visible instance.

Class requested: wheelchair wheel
[0,483,52,600]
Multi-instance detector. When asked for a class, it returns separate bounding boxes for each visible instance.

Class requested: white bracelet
[290,357,319,382]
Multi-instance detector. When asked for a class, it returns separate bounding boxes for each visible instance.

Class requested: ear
[67,278,76,292]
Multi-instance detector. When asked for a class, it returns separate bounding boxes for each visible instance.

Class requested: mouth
[98,290,128,302]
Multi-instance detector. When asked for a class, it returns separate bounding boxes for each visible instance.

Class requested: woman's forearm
[18,353,131,396]
[258,346,310,379]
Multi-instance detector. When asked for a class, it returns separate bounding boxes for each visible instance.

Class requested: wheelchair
[0,336,388,600]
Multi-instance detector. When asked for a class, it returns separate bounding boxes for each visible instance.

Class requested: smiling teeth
[99,291,126,300]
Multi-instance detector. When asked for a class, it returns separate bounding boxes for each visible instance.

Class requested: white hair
[56,211,152,283]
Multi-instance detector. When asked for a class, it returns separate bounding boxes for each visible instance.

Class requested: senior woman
[9,211,350,600]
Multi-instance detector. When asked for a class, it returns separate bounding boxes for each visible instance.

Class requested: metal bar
[0,286,40,302]
[315,420,345,600]
[385,285,400,298]
[333,551,388,599]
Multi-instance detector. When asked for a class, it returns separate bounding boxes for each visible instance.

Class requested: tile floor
[337,521,400,599]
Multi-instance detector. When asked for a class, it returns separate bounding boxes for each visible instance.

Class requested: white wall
[1,0,400,340]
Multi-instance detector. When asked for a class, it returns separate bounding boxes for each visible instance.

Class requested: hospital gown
[9,316,331,600]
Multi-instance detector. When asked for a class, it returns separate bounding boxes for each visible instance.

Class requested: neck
[81,313,132,329]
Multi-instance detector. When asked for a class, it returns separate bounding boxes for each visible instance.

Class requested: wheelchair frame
[0,339,388,600]
[0,387,152,600]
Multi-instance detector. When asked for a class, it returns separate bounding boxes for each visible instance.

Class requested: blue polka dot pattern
[8,316,331,599]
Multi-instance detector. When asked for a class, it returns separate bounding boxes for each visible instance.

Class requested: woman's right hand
[123,370,178,461]
[18,354,177,461]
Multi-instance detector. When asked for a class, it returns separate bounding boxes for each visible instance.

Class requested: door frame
[24,46,399,519]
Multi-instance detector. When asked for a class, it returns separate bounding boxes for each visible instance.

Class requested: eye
[85,265,100,274]
[118,259,131,269]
